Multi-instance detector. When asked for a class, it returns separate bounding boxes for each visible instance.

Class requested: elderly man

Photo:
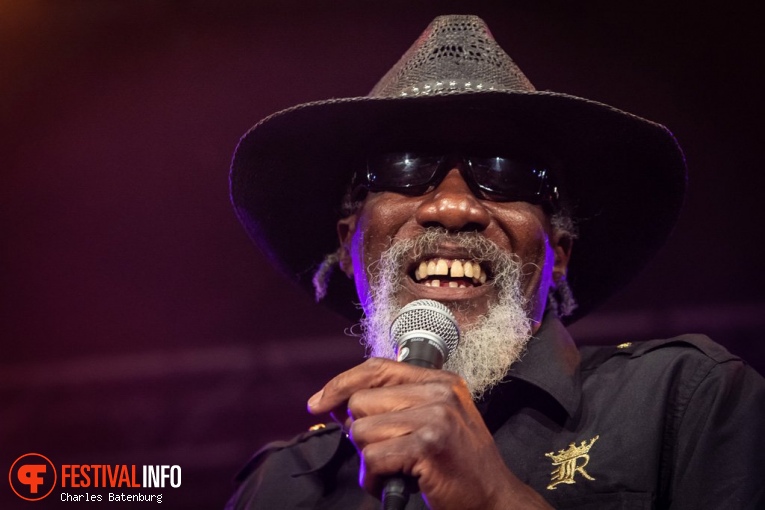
[226,15,765,510]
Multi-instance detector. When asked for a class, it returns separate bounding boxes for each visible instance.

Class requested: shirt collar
[505,311,582,417]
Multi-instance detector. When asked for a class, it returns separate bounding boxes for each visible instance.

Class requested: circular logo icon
[9,453,57,501]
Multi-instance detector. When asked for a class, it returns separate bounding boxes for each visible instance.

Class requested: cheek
[494,207,550,261]
[352,195,416,272]
[348,200,405,307]
[493,205,556,297]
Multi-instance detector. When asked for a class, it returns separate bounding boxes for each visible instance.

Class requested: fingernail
[307,389,324,409]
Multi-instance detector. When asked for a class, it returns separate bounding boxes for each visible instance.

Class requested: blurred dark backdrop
[2,1,763,508]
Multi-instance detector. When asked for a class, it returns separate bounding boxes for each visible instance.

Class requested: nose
[414,168,491,232]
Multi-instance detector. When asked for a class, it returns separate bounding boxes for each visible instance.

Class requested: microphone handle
[381,476,408,510]
[380,336,446,509]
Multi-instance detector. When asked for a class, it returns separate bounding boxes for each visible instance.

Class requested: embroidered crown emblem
[545,435,599,490]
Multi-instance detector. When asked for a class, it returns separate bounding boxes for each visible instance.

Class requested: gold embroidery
[308,423,326,431]
[616,342,632,349]
[545,435,599,490]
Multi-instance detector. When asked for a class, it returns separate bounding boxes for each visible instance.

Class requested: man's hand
[307,358,553,510]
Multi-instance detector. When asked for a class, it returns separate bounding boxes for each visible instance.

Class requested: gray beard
[359,228,532,399]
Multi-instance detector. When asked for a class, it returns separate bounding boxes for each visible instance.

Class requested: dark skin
[308,166,572,509]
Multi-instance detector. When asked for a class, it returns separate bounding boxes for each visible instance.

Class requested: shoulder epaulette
[234,422,342,482]
[581,334,740,371]
[626,334,739,363]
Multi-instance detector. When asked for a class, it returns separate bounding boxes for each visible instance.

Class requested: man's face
[337,164,571,332]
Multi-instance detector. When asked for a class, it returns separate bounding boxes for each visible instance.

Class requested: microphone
[381,299,460,510]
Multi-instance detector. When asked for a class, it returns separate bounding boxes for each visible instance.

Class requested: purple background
[2,1,763,508]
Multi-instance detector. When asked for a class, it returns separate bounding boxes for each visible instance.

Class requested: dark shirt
[226,315,765,509]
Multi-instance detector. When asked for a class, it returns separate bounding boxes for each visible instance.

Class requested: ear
[336,214,357,278]
[552,232,573,285]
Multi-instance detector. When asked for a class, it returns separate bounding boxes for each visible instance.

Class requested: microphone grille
[390,299,460,360]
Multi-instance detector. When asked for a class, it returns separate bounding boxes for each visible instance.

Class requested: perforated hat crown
[230,14,687,326]
[369,15,535,98]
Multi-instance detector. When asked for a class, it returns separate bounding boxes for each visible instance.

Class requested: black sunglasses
[352,153,559,208]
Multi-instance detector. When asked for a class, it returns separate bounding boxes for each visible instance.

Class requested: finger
[312,383,435,433]
[356,414,458,499]
[348,402,457,452]
[357,435,420,498]
[307,357,458,415]
[347,378,466,420]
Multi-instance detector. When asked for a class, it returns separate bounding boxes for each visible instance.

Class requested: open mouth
[410,258,490,288]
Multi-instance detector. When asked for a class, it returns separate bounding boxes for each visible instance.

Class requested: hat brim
[231,90,686,324]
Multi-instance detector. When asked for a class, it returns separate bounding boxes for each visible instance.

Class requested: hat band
[394,79,506,97]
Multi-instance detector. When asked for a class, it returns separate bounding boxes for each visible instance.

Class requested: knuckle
[424,379,463,407]
[348,418,366,445]
[415,421,448,454]
[347,388,374,420]
[365,357,390,385]
[360,443,379,466]
[429,403,452,423]
[347,392,361,415]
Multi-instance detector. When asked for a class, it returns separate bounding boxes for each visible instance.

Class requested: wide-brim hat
[230,14,686,325]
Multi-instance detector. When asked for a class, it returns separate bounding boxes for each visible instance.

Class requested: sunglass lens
[367,153,441,189]
[470,157,547,202]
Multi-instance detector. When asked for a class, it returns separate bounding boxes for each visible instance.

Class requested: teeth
[413,258,488,285]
